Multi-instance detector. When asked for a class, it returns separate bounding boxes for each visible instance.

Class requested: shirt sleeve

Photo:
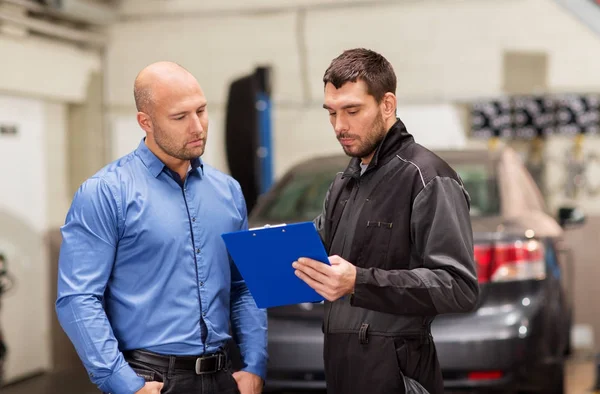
[228,181,268,380]
[55,177,145,394]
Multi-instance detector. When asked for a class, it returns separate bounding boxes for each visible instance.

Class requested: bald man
[56,62,267,394]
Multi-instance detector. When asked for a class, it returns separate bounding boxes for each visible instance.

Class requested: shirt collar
[135,138,204,178]
[190,156,204,176]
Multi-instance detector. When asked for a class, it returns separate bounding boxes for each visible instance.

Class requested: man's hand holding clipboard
[292,256,357,302]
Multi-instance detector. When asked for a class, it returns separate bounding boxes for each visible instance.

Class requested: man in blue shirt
[56,61,268,394]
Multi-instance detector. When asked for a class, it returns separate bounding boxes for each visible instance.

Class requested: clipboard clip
[248,223,287,231]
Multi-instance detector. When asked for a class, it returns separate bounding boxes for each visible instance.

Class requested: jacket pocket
[366,220,393,229]
[357,221,393,267]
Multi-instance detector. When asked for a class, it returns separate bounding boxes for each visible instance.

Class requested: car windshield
[252,161,500,222]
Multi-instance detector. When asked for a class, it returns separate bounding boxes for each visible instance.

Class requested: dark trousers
[107,349,241,394]
[324,333,444,394]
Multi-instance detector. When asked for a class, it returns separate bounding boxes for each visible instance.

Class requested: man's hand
[134,381,163,394]
[232,371,263,394]
[292,255,357,301]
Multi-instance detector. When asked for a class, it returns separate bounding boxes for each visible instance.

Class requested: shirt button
[196,248,201,254]
[192,217,196,222]
[202,312,206,317]
[200,282,204,287]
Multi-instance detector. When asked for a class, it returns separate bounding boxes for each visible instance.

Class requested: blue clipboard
[221,221,330,309]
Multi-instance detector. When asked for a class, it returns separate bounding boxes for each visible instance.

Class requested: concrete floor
[0,358,597,394]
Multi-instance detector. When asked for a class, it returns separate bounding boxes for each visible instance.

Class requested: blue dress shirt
[56,139,268,394]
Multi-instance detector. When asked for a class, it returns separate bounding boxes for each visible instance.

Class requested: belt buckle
[195,355,220,375]
[195,357,206,375]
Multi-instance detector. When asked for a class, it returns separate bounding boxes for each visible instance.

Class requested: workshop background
[1,0,600,393]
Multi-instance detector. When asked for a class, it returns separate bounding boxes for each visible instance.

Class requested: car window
[257,171,337,222]
[453,164,500,217]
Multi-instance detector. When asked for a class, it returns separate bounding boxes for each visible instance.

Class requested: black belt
[124,349,227,375]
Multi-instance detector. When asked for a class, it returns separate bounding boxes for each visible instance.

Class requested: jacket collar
[342,118,414,179]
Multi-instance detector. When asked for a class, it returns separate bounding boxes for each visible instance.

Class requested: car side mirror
[557,206,585,228]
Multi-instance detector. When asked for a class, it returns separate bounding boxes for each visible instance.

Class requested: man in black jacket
[293,48,479,394]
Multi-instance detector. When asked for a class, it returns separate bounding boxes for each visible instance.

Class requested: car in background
[248,146,584,394]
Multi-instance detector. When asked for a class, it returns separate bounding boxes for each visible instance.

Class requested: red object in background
[474,240,545,284]
[468,371,504,381]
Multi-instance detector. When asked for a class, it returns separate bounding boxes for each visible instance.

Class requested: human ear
[137,112,153,134]
[381,92,397,120]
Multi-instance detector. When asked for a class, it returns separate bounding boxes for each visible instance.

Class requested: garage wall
[0,95,54,382]
[0,32,102,382]
[108,0,600,179]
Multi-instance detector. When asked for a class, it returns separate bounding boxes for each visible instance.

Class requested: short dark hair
[323,48,396,103]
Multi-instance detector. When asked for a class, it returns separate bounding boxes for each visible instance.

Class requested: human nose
[190,112,204,134]
[334,114,348,134]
